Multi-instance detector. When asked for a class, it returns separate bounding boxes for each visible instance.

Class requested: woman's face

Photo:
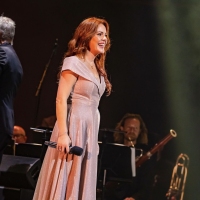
[89,23,107,56]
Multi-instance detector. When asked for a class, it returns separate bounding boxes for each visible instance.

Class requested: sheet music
[131,147,136,177]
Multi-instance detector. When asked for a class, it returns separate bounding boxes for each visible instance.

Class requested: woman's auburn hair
[62,17,112,96]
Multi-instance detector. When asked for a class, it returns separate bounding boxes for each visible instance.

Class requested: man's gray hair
[0,16,15,42]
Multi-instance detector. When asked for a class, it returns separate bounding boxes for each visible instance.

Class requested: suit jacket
[0,43,23,137]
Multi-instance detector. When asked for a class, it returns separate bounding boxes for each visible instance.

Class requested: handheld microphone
[44,141,83,156]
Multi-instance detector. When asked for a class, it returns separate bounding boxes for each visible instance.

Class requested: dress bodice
[61,56,106,106]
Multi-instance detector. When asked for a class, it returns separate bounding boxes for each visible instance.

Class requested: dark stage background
[1,0,200,199]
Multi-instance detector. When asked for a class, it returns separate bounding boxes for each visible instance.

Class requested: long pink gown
[33,56,105,200]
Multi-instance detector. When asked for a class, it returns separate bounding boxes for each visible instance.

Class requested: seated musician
[113,113,148,148]
[12,125,27,143]
[107,113,157,200]
[3,125,27,155]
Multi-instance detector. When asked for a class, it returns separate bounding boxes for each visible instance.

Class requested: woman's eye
[97,32,107,38]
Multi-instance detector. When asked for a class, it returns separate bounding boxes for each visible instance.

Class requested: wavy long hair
[61,17,112,95]
[113,113,148,145]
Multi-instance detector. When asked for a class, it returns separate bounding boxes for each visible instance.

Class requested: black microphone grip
[44,141,83,156]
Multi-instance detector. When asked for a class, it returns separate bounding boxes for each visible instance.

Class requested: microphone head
[44,141,83,156]
[69,146,83,156]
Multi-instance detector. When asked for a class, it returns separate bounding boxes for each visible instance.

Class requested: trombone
[166,153,189,200]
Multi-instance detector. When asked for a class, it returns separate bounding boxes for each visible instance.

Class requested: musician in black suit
[0,16,23,163]
[107,113,157,200]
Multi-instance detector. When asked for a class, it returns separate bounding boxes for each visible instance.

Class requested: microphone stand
[34,39,58,126]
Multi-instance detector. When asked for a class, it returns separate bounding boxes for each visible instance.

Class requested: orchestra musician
[106,113,157,200]
[12,125,27,143]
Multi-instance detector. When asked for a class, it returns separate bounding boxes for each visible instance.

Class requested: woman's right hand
[57,134,71,153]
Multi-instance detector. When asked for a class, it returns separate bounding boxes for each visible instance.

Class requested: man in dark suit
[0,16,23,163]
[105,113,156,200]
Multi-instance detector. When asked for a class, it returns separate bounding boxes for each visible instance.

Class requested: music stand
[15,143,42,158]
[30,127,52,163]
[98,143,135,180]
[98,128,136,200]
